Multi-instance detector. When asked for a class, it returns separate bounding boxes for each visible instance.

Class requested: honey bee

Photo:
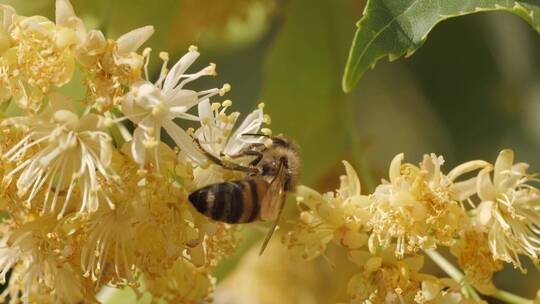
[188,134,300,254]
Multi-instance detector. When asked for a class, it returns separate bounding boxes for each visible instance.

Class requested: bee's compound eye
[262,164,272,175]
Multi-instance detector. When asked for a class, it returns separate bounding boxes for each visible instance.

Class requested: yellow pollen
[142,47,152,57]
[261,128,272,136]
[258,102,265,109]
[159,51,169,61]
[189,45,198,52]
[264,138,273,148]
[211,102,221,111]
[263,114,272,124]
[208,63,217,76]
[219,83,231,96]
[222,99,232,107]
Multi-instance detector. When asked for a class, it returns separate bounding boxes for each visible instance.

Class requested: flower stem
[424,249,482,301]
[491,290,533,304]
[424,250,534,304]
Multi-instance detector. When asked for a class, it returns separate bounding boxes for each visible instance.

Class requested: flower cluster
[0,1,269,302]
[284,151,540,303]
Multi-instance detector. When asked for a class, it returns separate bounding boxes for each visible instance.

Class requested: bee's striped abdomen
[188,179,269,224]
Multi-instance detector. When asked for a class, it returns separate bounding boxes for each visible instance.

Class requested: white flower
[122,47,229,169]
[1,93,117,217]
[475,149,540,270]
[193,99,266,186]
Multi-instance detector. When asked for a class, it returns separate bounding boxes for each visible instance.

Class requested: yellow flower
[450,226,503,295]
[78,25,154,112]
[369,153,487,257]
[347,247,429,303]
[1,94,118,217]
[475,149,540,271]
[284,161,372,261]
[0,1,82,112]
[0,215,91,303]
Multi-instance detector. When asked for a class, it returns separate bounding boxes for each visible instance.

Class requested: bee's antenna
[241,133,270,138]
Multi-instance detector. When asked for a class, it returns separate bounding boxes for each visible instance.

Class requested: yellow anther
[261,128,272,136]
[223,155,233,162]
[208,63,217,76]
[142,47,152,57]
[202,117,211,125]
[189,45,198,52]
[263,114,272,124]
[219,83,231,96]
[258,102,265,109]
[186,128,195,136]
[222,99,232,107]
[159,51,169,61]
[296,196,305,202]
[211,102,221,111]
[264,138,273,148]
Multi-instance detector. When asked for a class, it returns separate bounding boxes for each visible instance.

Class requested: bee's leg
[222,149,264,166]
[193,138,260,174]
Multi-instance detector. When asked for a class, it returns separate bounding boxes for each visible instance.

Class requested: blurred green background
[4,0,540,302]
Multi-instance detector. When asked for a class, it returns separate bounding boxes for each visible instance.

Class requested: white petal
[1,5,15,30]
[342,160,361,197]
[494,149,513,191]
[131,127,146,166]
[163,120,204,163]
[223,109,263,155]
[116,25,154,54]
[197,99,212,122]
[477,166,497,201]
[447,160,490,181]
[389,153,404,184]
[452,177,478,201]
[164,89,198,110]
[162,50,200,93]
[55,0,76,27]
[476,201,494,226]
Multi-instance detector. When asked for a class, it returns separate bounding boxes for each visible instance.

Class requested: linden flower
[78,25,154,112]
[80,205,136,285]
[475,149,540,270]
[193,99,267,186]
[347,247,430,304]
[369,153,488,257]
[1,94,117,217]
[284,161,372,261]
[450,226,503,295]
[122,47,229,169]
[0,215,89,304]
[0,0,84,111]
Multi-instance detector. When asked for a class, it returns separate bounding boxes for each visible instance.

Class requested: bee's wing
[259,161,287,255]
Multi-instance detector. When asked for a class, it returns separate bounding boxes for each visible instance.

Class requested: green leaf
[342,0,540,92]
